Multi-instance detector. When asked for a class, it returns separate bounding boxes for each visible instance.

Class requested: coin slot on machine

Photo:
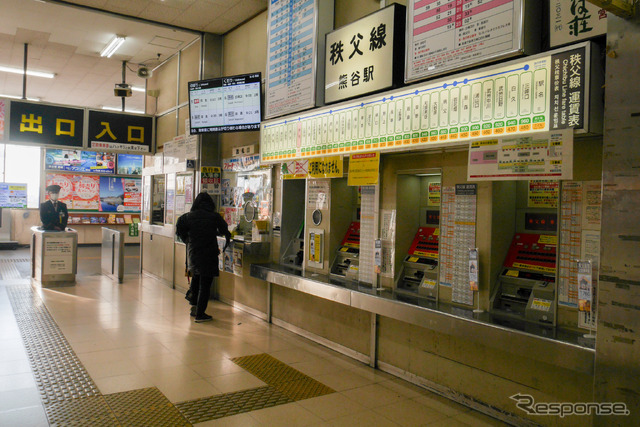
[490,180,559,326]
[393,170,441,299]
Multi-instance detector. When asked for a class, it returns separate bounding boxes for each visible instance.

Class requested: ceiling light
[0,94,40,101]
[0,65,55,79]
[100,35,126,58]
[131,86,146,93]
[102,106,145,114]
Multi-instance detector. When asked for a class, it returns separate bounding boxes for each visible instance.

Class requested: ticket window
[328,180,361,281]
[151,175,165,225]
[490,180,559,327]
[394,170,441,299]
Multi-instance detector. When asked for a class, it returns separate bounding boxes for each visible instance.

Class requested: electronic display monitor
[188,72,262,134]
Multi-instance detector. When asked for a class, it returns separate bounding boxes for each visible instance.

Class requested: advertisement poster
[123,179,141,212]
[117,154,143,175]
[45,173,74,206]
[347,152,380,186]
[577,260,593,312]
[0,183,27,208]
[469,249,479,292]
[528,180,560,208]
[428,182,441,206]
[232,243,243,277]
[184,174,194,204]
[73,175,100,210]
[99,177,124,212]
[45,149,115,174]
[201,166,221,195]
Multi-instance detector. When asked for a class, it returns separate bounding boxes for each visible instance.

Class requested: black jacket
[40,200,68,231]
[176,193,231,277]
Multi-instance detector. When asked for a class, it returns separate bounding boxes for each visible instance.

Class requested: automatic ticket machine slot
[490,232,557,325]
[281,222,304,270]
[330,222,360,281]
[396,227,439,299]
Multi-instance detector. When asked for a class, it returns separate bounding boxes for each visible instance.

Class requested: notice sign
[43,236,74,275]
[282,160,309,179]
[0,183,27,208]
[428,182,441,206]
[325,4,405,103]
[528,180,559,208]
[309,156,343,178]
[577,260,593,312]
[406,0,525,82]
[468,129,573,181]
[348,152,380,186]
[201,166,221,195]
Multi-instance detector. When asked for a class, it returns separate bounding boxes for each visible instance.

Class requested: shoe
[190,306,197,317]
[195,314,213,323]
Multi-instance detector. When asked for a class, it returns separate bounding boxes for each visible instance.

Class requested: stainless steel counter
[251,263,595,375]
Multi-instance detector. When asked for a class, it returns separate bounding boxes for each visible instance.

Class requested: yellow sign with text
[348,152,380,186]
[308,156,343,178]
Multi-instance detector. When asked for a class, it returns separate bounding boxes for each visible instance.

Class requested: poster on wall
[45,174,74,206]
[45,149,115,174]
[0,183,27,208]
[98,177,140,213]
[117,154,143,175]
[428,182,441,206]
[528,180,559,208]
[406,0,526,82]
[72,175,100,210]
[201,166,221,195]
[123,179,141,212]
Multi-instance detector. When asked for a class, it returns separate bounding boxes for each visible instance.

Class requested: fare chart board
[260,42,594,164]
[406,0,526,82]
[265,0,319,119]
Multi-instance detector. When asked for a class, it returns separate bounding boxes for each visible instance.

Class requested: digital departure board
[188,72,262,133]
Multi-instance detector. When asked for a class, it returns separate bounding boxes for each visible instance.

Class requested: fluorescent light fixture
[415,173,440,177]
[102,106,145,114]
[0,65,55,79]
[100,35,126,58]
[131,86,145,93]
[0,93,40,101]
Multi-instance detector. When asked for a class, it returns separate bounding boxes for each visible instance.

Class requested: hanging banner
[201,166,221,195]
[528,180,560,208]
[550,0,608,47]
[348,152,380,186]
[88,110,153,153]
[9,101,84,148]
[467,129,573,181]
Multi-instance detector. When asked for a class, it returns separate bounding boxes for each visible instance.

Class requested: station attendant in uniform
[40,185,68,231]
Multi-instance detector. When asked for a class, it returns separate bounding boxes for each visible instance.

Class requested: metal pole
[121,60,126,111]
[22,43,28,99]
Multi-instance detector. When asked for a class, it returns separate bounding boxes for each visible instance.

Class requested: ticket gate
[396,227,439,299]
[330,222,360,281]
[490,233,557,325]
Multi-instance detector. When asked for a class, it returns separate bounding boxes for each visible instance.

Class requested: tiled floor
[0,247,508,426]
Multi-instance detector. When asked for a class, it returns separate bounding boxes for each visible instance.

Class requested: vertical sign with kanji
[550,47,586,130]
[9,101,84,147]
[325,4,405,103]
[88,110,153,153]
[550,0,607,47]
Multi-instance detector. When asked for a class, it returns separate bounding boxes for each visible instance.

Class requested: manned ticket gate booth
[396,226,440,299]
[330,221,360,281]
[490,214,558,326]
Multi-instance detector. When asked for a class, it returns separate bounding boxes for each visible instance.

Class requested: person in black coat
[176,192,231,322]
[40,185,68,231]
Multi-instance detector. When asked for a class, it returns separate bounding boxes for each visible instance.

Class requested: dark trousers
[188,274,213,316]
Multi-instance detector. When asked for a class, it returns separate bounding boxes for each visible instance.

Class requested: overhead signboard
[260,42,600,164]
[405,0,538,83]
[550,0,608,47]
[88,110,153,153]
[265,0,333,119]
[9,100,84,148]
[325,4,405,104]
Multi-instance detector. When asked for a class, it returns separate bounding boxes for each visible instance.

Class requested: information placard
[406,0,526,83]
[0,183,27,208]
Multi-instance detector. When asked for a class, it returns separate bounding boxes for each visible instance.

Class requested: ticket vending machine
[490,213,558,325]
[330,221,360,281]
[396,226,439,299]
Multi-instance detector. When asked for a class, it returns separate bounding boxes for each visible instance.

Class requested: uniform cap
[46,185,61,193]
